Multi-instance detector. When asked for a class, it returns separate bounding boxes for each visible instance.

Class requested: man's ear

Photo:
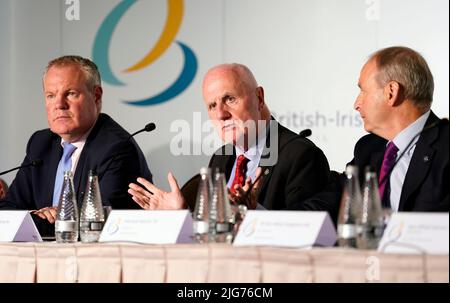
[384,81,401,106]
[256,86,265,109]
[93,85,103,108]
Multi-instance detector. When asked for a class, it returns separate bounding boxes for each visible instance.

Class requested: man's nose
[354,96,361,111]
[54,95,69,109]
[216,103,231,120]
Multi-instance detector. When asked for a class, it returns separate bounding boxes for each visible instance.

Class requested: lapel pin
[423,156,430,162]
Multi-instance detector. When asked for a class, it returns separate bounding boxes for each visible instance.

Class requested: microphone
[129,122,156,139]
[299,129,312,138]
[0,159,43,176]
[98,122,156,175]
[378,118,448,189]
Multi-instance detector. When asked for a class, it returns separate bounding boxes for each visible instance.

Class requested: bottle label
[216,222,233,233]
[80,221,104,231]
[55,220,77,232]
[337,224,359,239]
[193,221,208,234]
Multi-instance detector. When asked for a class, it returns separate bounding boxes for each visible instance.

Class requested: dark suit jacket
[0,113,152,235]
[209,120,333,212]
[349,111,449,211]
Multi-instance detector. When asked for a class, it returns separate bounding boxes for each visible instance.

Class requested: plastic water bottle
[55,171,79,243]
[192,167,212,242]
[337,165,362,248]
[80,170,105,243]
[358,166,385,249]
[209,169,234,242]
[210,170,234,234]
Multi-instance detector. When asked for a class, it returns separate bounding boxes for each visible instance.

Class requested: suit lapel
[73,114,104,204]
[399,120,438,210]
[258,163,274,199]
[224,154,236,181]
[258,120,281,197]
[73,145,87,203]
[371,150,385,179]
[45,137,63,207]
[211,144,235,180]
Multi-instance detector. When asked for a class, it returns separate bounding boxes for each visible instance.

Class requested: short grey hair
[44,55,101,90]
[370,46,434,112]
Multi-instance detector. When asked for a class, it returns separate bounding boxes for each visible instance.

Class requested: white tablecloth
[0,242,447,283]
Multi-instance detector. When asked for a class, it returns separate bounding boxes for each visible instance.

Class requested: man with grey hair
[350,46,448,211]
[0,55,152,236]
[129,63,334,214]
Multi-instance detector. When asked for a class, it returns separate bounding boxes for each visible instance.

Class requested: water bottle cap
[199,167,210,175]
[345,165,358,175]
[63,170,73,178]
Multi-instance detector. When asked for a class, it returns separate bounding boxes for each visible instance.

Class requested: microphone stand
[97,122,156,176]
[0,159,43,176]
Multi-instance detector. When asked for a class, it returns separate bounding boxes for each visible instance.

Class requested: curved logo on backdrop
[93,0,197,106]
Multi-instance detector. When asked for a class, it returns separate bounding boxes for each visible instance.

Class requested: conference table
[0,242,447,283]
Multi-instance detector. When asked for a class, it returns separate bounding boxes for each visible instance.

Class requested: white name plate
[378,212,449,254]
[233,211,336,248]
[0,210,42,242]
[99,210,194,244]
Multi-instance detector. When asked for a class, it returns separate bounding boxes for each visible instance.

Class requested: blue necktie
[53,142,77,206]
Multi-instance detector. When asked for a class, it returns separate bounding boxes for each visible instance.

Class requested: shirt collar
[59,119,97,149]
[392,110,430,154]
[234,126,268,163]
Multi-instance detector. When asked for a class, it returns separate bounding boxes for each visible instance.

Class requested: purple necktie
[378,141,399,206]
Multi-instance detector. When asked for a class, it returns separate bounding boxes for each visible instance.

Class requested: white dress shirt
[59,123,95,174]
[227,129,267,188]
[226,128,268,210]
[389,110,430,211]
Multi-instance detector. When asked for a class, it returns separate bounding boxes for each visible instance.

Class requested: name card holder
[378,212,449,254]
[233,211,336,248]
[0,210,42,242]
[99,210,194,244]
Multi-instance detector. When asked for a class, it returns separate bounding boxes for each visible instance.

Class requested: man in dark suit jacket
[209,119,332,211]
[0,56,152,236]
[128,63,333,216]
[351,46,448,212]
[315,46,449,215]
[349,111,448,211]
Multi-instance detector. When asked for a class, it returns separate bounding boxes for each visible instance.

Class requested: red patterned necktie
[230,155,249,194]
[378,141,399,207]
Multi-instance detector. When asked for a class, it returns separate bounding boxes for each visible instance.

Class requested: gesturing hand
[229,167,264,210]
[128,172,186,210]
